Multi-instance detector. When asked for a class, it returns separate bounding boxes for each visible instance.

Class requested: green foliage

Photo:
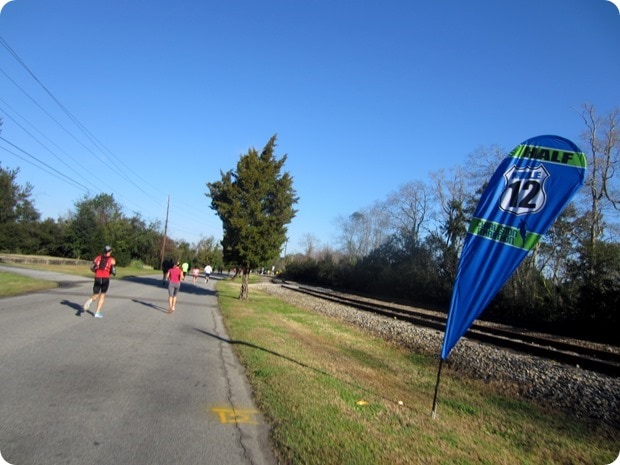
[207,134,298,276]
[0,163,40,225]
[0,163,44,254]
[0,173,164,267]
[192,236,223,269]
[128,259,146,269]
[285,257,322,284]
[64,199,103,259]
[34,218,67,256]
[566,241,620,337]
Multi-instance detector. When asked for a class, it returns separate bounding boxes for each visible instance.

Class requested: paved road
[0,266,277,465]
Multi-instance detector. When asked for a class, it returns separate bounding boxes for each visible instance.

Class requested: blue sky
[0,0,618,254]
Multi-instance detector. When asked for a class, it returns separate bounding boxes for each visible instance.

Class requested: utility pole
[160,195,170,270]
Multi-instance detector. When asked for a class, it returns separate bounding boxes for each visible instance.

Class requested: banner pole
[431,358,444,420]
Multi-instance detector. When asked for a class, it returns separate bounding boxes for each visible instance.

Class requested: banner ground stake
[431,358,444,419]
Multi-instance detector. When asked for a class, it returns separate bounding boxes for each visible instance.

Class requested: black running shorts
[93,278,110,294]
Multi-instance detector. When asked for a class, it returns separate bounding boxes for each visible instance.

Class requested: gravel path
[254,281,620,430]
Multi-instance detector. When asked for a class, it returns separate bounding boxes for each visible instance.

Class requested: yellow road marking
[211,407,259,425]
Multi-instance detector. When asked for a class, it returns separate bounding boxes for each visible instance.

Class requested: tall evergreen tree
[207,135,298,299]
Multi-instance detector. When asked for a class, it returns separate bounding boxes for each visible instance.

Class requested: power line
[0,101,91,182]
[0,136,92,193]
[0,35,163,200]
[0,94,164,214]
[0,35,218,240]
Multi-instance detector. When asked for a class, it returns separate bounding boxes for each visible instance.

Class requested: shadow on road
[122,275,166,287]
[60,299,95,317]
[123,275,217,296]
[132,299,169,313]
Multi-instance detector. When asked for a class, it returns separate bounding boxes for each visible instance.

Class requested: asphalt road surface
[0,266,277,465]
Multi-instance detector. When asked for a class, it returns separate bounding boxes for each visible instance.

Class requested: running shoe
[94,312,103,318]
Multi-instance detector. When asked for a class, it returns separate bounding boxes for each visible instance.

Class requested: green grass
[216,280,619,465]
[0,271,58,297]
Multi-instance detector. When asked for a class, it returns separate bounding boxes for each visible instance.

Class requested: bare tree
[537,204,579,283]
[335,202,390,260]
[384,180,431,247]
[430,167,468,251]
[578,104,620,246]
[462,145,506,196]
[299,233,320,258]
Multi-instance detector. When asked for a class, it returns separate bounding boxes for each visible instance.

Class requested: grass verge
[217,280,618,465]
[0,271,58,297]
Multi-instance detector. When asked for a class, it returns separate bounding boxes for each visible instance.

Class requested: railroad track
[281,284,620,377]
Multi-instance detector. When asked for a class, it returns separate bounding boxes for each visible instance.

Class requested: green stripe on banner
[509,144,587,169]
[469,218,542,250]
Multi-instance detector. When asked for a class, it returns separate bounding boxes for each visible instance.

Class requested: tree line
[2,108,618,339]
[0,166,223,270]
[284,105,619,343]
[0,132,296,296]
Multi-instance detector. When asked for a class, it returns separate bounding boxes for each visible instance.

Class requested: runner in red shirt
[83,245,117,318]
[166,261,184,313]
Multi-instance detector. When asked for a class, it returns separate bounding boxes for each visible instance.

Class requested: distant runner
[166,261,184,313]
